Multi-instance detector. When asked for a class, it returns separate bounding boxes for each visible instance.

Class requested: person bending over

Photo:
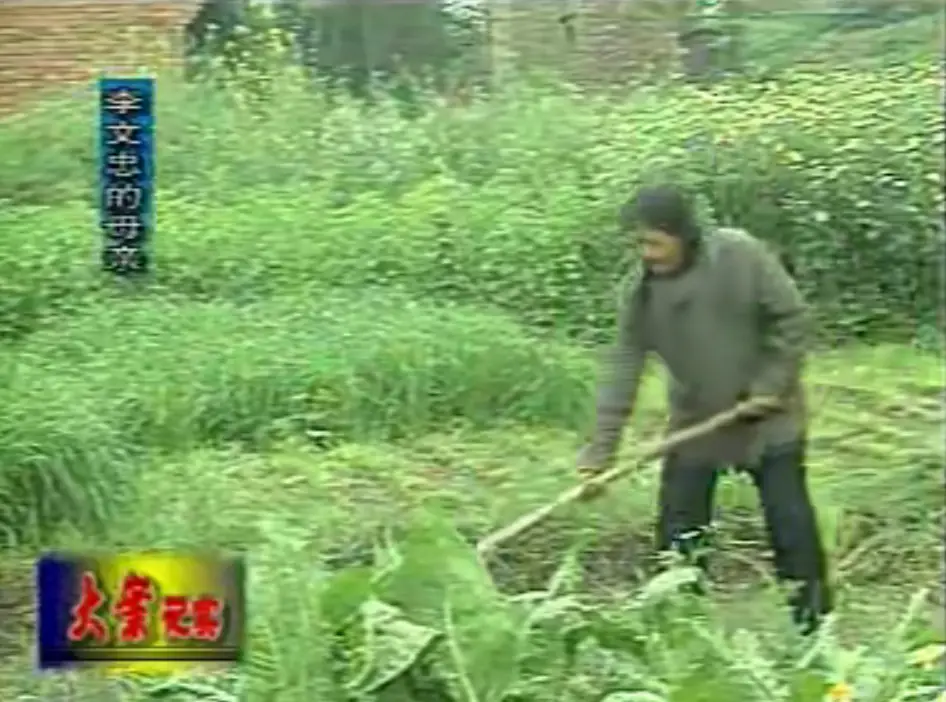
[578,183,832,635]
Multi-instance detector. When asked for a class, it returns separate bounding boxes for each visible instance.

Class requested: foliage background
[0,2,942,701]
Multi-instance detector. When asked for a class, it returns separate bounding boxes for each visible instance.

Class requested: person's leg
[655,451,722,583]
[749,438,833,635]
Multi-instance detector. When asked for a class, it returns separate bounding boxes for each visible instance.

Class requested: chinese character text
[160,595,225,642]
[112,572,155,644]
[67,572,109,644]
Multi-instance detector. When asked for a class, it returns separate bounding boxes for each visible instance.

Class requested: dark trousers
[655,439,832,634]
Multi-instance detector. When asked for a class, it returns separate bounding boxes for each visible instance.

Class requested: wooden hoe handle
[475,405,747,558]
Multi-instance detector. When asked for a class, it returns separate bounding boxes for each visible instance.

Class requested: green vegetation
[0,54,940,342]
[0,9,942,702]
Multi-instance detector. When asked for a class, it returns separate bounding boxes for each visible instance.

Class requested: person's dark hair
[619,184,702,246]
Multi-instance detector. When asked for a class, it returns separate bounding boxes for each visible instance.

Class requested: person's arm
[748,242,809,402]
[582,269,650,470]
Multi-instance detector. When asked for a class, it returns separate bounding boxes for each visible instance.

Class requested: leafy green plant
[106,512,941,702]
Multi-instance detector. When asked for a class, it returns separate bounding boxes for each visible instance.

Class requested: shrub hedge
[0,59,940,343]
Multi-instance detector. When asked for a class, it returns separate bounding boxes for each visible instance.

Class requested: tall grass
[0,291,596,538]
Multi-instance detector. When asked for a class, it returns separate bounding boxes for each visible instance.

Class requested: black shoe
[789,580,832,636]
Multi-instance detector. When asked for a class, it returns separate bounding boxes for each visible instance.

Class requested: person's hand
[735,394,781,422]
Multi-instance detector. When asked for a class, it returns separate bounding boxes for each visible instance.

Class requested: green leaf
[519,594,591,678]
[318,565,375,630]
[526,594,587,629]
[379,510,527,702]
[444,596,523,702]
[587,607,650,660]
[636,566,702,608]
[347,599,441,695]
[669,665,756,701]
[787,670,829,702]
[379,509,500,625]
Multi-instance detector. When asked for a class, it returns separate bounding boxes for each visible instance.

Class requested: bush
[0,55,940,343]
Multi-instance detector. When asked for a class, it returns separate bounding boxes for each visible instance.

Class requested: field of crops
[0,11,943,702]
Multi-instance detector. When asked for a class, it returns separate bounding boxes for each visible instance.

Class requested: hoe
[476,404,758,558]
